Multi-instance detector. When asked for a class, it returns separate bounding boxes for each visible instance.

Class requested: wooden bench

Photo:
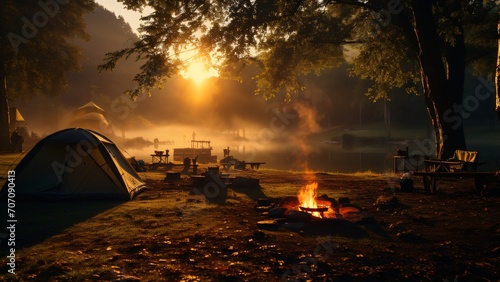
[413,171,497,194]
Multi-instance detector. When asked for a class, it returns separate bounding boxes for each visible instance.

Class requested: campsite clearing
[0,160,499,281]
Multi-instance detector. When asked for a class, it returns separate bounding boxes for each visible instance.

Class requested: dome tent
[4,128,146,200]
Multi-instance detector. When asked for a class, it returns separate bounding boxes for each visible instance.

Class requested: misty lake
[123,135,500,174]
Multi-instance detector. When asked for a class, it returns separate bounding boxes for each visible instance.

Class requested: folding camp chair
[447,150,479,172]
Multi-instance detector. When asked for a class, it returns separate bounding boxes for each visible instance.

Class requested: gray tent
[4,128,146,200]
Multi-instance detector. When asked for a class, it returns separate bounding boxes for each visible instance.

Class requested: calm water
[125,141,407,173]
[124,138,500,174]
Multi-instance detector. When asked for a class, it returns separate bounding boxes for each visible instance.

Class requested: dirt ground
[1,167,499,281]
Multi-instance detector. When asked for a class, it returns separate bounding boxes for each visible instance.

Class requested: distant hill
[10,5,155,134]
[65,4,141,106]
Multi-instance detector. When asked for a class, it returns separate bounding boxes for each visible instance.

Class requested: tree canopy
[0,0,94,150]
[101,0,495,158]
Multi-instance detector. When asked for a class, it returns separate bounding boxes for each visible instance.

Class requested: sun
[181,61,217,84]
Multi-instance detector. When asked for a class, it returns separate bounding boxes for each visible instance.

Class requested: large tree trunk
[0,61,11,151]
[411,0,466,159]
[496,0,500,119]
[442,9,467,158]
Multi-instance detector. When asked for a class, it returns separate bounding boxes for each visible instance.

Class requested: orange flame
[298,182,318,209]
[298,182,323,217]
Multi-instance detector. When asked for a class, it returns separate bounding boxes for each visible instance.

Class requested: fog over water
[116,124,397,173]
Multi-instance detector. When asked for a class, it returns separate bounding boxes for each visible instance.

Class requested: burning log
[255,181,371,232]
[296,182,342,219]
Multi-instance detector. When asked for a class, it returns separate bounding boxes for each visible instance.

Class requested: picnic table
[411,158,493,194]
[151,153,168,164]
[423,159,486,172]
[413,171,497,194]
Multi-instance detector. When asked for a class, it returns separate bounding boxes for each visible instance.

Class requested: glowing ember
[298,182,324,217]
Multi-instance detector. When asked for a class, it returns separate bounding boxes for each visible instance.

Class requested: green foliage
[348,0,496,101]
[463,1,498,78]
[100,0,353,99]
[348,25,420,101]
[101,0,496,102]
[1,1,95,98]
[0,1,95,150]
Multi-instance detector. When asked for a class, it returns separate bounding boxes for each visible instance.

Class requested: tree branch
[308,39,366,45]
[325,0,385,12]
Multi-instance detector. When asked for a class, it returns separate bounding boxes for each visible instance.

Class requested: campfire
[297,182,339,219]
[254,181,368,232]
[298,182,326,217]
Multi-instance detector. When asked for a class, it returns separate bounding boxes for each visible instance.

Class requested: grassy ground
[0,155,499,281]
[0,153,22,179]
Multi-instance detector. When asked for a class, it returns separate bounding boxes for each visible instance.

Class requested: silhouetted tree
[0,1,94,150]
[496,0,500,119]
[100,0,496,158]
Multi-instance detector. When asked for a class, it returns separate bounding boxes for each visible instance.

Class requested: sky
[95,0,145,34]
[94,1,217,80]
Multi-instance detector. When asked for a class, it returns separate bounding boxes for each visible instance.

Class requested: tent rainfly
[3,128,146,200]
